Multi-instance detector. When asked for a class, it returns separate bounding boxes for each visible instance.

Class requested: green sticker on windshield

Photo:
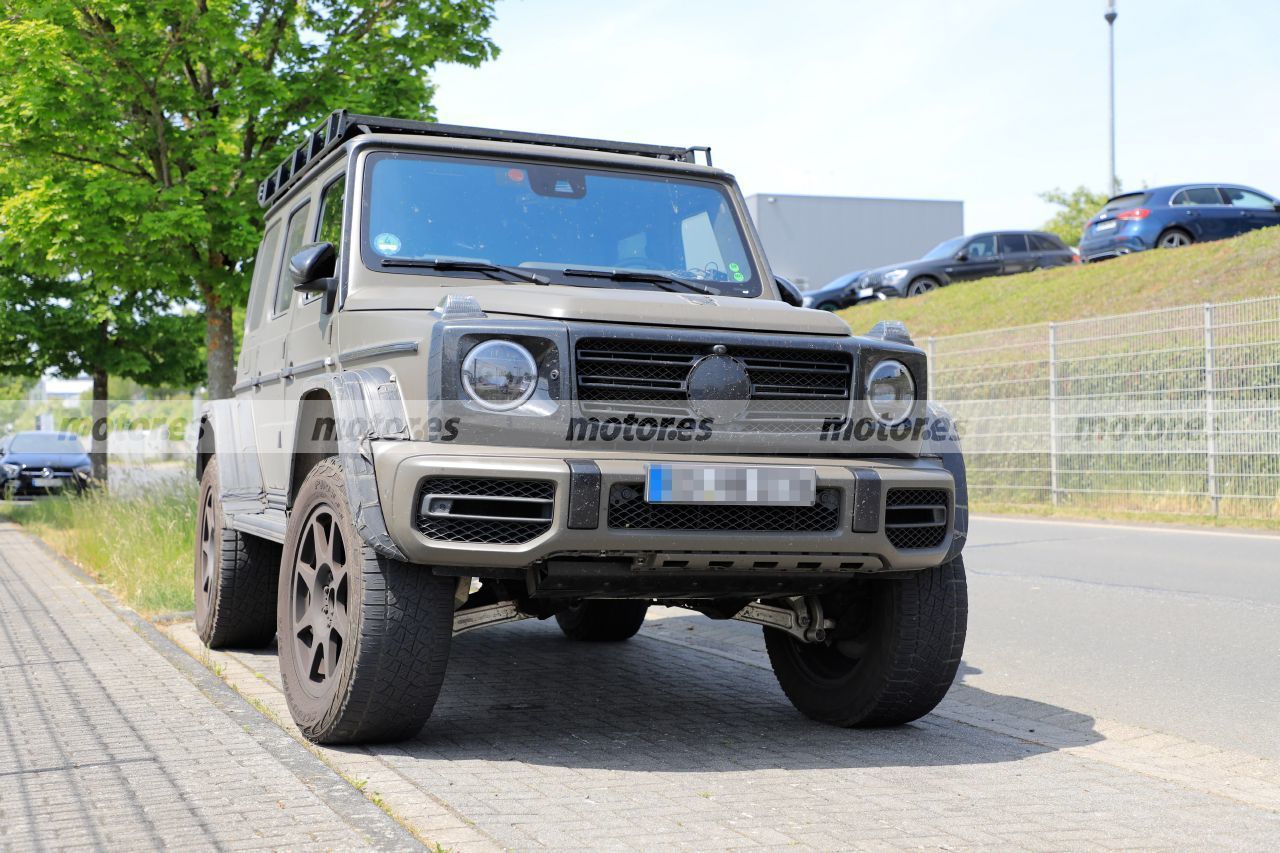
[728,262,741,272]
[733,272,745,282]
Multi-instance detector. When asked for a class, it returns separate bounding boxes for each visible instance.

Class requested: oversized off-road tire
[556,600,649,641]
[764,557,967,727]
[278,458,454,744]
[194,458,280,648]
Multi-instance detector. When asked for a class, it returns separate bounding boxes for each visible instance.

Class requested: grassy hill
[839,226,1280,339]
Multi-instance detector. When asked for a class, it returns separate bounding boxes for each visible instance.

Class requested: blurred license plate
[645,464,816,505]
[1095,220,1117,231]
[32,478,61,488]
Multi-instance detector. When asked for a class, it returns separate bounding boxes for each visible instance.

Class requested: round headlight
[866,359,915,425]
[462,340,538,411]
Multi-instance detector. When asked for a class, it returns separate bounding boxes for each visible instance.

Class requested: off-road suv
[195,111,969,744]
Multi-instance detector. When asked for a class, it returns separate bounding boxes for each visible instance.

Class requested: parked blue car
[1080,184,1280,262]
[0,431,92,498]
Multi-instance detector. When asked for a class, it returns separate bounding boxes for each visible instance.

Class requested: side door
[282,169,345,483]
[1220,186,1280,236]
[1168,186,1232,241]
[1029,233,1073,268]
[943,234,1001,282]
[997,233,1035,274]
[252,198,313,494]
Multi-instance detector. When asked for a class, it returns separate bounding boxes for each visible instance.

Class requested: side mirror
[775,276,804,307]
[290,242,337,312]
[954,251,969,262]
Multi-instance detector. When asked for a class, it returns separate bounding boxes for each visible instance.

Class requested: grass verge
[0,479,196,615]
[840,225,1280,338]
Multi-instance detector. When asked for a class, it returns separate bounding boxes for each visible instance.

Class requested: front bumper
[374,442,957,573]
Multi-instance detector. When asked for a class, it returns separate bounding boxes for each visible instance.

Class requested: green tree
[1038,185,1113,247]
[0,0,497,398]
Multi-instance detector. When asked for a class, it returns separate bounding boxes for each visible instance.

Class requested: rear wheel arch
[1157,227,1194,248]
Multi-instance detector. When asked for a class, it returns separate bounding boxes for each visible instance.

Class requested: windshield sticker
[728,262,740,273]
[374,232,402,255]
[733,272,746,282]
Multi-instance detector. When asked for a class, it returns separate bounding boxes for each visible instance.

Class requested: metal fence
[925,295,1280,519]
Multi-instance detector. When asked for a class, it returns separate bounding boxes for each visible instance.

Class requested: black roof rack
[257,110,712,209]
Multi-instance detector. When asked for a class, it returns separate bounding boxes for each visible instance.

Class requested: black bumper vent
[884,488,949,549]
[606,483,841,532]
[575,338,852,427]
[414,477,555,545]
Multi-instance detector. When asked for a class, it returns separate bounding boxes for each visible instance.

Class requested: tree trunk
[204,286,236,399]
[90,367,109,484]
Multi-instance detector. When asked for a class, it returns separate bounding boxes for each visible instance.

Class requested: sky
[431,0,1280,234]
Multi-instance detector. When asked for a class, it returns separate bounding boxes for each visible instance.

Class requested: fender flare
[199,398,267,515]
[326,367,412,560]
[925,402,967,562]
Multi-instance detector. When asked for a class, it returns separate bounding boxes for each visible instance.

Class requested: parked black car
[860,231,1077,298]
[1079,184,1280,262]
[801,269,865,311]
[0,431,92,499]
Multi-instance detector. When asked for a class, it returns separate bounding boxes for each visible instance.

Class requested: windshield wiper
[380,258,550,285]
[561,268,714,295]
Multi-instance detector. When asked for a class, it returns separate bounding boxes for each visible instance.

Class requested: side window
[1171,187,1224,206]
[273,202,311,316]
[1222,187,1274,209]
[999,233,1029,254]
[317,176,346,251]
[965,235,996,257]
[1028,234,1061,252]
[245,222,282,333]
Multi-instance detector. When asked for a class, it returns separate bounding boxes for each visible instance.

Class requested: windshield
[362,152,760,297]
[922,237,966,260]
[9,433,84,454]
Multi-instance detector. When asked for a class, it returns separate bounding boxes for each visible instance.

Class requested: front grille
[414,477,555,545]
[575,338,852,427]
[883,488,949,549]
[607,483,841,532]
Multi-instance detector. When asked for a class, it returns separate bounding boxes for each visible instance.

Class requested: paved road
[963,515,1280,760]
[7,514,1280,850]
[0,522,418,851]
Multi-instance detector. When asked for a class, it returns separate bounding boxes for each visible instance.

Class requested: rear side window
[1029,234,1065,251]
[999,233,1029,254]
[1101,192,1150,214]
[1222,187,1274,209]
[246,222,282,333]
[273,202,312,316]
[1171,187,1224,206]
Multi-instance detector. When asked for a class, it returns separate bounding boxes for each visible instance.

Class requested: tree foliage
[0,0,498,397]
[1038,185,1112,248]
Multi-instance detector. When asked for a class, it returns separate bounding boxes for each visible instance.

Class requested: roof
[258,110,711,209]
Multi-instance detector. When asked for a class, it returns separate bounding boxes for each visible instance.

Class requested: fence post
[1048,322,1059,506]
[926,337,936,396]
[1204,303,1219,516]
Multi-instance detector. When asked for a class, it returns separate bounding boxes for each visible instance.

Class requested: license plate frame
[1095,220,1117,231]
[32,477,62,488]
[645,464,817,506]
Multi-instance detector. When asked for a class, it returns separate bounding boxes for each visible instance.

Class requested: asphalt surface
[961,515,1280,761]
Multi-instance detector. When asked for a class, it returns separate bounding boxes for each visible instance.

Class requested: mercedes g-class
[195,111,968,744]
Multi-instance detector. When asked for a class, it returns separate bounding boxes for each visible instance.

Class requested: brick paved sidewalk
[169,609,1280,851]
[0,522,419,851]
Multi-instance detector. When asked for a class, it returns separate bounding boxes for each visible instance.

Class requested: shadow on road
[350,618,1102,772]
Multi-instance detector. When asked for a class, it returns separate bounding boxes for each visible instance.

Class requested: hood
[344,279,853,336]
[2,451,90,470]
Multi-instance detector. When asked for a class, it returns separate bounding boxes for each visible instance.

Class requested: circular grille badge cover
[686,355,751,424]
